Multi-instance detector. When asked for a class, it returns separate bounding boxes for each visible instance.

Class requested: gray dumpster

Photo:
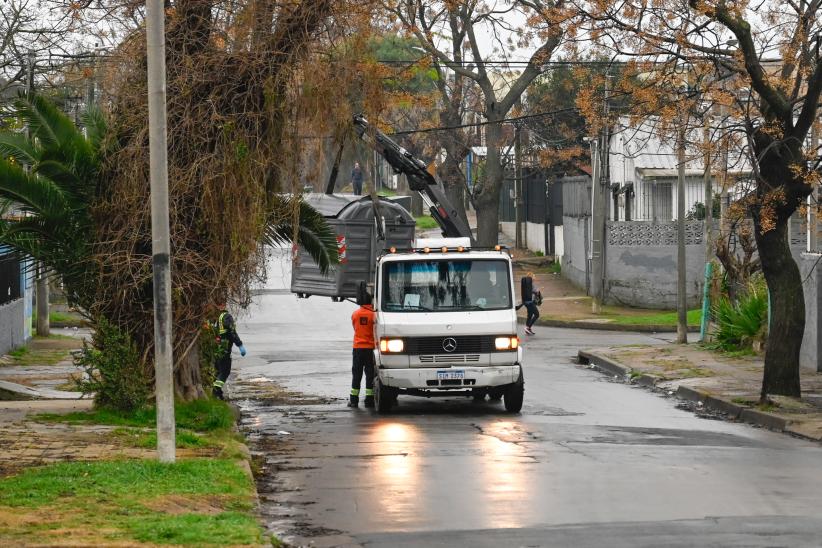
[291,193,415,299]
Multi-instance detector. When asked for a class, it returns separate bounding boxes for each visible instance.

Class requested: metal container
[291,194,415,299]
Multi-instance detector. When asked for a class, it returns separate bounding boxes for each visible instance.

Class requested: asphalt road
[232,250,822,547]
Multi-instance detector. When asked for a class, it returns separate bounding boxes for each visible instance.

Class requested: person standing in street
[521,272,541,335]
[351,162,364,195]
[349,293,376,408]
[211,300,246,400]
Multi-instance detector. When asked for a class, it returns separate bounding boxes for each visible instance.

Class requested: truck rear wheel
[374,379,393,413]
[503,369,524,413]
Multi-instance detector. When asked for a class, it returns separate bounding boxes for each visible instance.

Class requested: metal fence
[499,168,564,224]
[560,175,591,218]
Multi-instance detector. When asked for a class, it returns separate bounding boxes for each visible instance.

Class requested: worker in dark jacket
[349,293,376,408]
[521,272,540,335]
[212,300,246,400]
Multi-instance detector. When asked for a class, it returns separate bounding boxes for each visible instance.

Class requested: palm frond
[0,132,39,166]
[81,107,108,153]
[14,93,83,153]
[264,196,339,274]
[0,159,71,215]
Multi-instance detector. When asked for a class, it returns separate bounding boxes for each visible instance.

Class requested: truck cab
[371,237,524,413]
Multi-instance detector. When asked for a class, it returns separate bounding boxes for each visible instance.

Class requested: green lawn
[31,310,86,327]
[6,398,265,545]
[602,308,703,326]
[0,459,261,545]
[414,214,440,230]
[36,398,236,432]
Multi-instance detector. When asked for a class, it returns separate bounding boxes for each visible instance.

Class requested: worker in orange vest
[349,293,376,408]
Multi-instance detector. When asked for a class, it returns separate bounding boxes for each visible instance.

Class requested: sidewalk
[0,334,264,545]
[578,343,822,441]
[499,233,699,332]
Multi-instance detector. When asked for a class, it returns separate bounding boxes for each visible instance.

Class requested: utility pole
[809,120,819,253]
[146,0,176,463]
[26,51,50,338]
[590,76,610,314]
[87,48,96,109]
[699,122,713,342]
[676,120,688,344]
[515,123,523,249]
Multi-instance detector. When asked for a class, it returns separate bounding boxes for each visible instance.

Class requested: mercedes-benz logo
[442,337,457,353]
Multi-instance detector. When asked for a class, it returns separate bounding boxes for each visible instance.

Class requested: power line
[388,106,579,135]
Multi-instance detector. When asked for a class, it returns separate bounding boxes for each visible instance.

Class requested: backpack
[533,290,543,306]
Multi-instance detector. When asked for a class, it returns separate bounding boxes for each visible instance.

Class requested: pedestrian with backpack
[521,272,541,335]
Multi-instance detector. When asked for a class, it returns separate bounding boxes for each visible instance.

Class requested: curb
[528,317,700,333]
[580,349,808,438]
[577,350,630,378]
[0,379,85,400]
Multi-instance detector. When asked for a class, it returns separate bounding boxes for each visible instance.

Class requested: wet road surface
[233,251,822,547]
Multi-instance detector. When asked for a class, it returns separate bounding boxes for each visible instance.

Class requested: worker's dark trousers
[215,355,232,384]
[351,348,375,396]
[353,181,363,195]
[525,302,540,328]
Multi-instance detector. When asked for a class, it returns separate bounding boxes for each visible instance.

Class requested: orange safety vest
[352,304,376,349]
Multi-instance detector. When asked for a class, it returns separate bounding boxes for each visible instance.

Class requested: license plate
[437,370,465,380]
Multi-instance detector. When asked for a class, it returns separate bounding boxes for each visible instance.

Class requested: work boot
[347,395,359,408]
[212,386,224,400]
[364,395,375,408]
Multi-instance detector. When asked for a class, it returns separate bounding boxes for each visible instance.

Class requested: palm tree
[0,94,339,313]
[0,93,103,310]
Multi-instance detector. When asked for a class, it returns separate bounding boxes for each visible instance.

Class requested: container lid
[302,193,414,223]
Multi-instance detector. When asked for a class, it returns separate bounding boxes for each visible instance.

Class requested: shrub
[74,318,149,412]
[712,278,768,351]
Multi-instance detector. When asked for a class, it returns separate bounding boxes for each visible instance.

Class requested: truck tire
[374,379,393,414]
[503,369,524,413]
[471,388,487,401]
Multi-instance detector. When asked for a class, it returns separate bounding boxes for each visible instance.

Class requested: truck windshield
[381,259,511,312]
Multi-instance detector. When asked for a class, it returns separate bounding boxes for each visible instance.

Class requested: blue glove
[239,345,247,357]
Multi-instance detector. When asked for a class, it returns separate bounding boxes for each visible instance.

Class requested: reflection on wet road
[233,251,822,547]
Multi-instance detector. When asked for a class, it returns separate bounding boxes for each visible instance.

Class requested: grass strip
[0,459,261,545]
[36,398,235,432]
[601,308,702,327]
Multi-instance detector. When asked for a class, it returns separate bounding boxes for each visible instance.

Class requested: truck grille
[406,335,493,355]
[419,354,481,363]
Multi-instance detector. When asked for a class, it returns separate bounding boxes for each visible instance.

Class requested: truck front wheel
[374,379,394,413]
[503,370,524,413]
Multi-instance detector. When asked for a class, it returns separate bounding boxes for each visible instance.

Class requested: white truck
[292,115,526,413]
[371,236,524,413]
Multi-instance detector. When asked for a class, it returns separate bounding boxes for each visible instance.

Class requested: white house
[601,116,749,221]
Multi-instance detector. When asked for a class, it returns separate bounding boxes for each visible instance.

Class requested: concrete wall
[561,216,589,290]
[0,298,25,355]
[798,253,822,372]
[500,221,560,257]
[604,244,705,309]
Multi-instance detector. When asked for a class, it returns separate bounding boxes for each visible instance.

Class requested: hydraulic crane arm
[353,114,474,243]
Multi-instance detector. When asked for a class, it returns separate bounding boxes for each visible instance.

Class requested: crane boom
[353,114,474,243]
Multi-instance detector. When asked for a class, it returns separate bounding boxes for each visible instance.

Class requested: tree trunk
[755,216,803,399]
[175,343,206,401]
[441,150,469,230]
[474,123,504,246]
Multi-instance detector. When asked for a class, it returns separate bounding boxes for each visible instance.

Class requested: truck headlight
[379,338,405,353]
[494,336,518,350]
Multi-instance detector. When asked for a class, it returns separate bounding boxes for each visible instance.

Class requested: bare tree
[576,0,822,399]
[384,0,569,245]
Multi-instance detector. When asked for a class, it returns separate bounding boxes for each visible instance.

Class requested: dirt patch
[234,378,334,406]
[143,494,227,515]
